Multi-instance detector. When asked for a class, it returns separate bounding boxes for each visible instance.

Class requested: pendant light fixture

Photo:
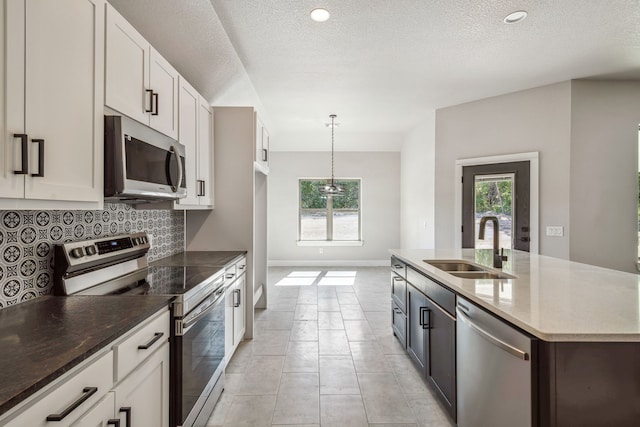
[319,114,345,197]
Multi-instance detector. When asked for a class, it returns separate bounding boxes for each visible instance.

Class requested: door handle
[119,407,131,427]
[152,92,159,116]
[31,138,44,177]
[234,289,241,307]
[46,387,97,421]
[419,307,431,329]
[145,89,154,113]
[168,145,182,192]
[13,134,28,174]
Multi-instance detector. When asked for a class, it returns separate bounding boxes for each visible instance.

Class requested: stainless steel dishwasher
[456,296,534,427]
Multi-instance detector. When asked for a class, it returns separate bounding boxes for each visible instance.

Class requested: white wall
[400,112,436,249]
[569,80,640,272]
[268,151,400,265]
[434,81,573,259]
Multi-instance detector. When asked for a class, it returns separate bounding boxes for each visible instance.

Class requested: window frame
[298,178,362,244]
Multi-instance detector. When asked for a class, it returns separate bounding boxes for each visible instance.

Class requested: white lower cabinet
[0,309,170,427]
[225,257,247,362]
[113,342,170,427]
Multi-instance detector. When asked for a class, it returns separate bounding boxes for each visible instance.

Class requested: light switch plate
[546,226,564,237]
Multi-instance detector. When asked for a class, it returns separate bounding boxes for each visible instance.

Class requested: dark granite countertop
[151,250,246,267]
[0,295,173,416]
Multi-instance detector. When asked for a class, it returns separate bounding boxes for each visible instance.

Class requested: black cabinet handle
[197,180,205,197]
[393,264,403,269]
[226,273,235,280]
[393,276,403,281]
[419,307,431,330]
[238,264,246,270]
[138,332,164,350]
[152,92,159,116]
[46,387,97,421]
[13,134,28,174]
[107,419,120,426]
[393,307,402,314]
[261,148,268,162]
[234,289,241,307]
[119,407,131,427]
[145,89,153,113]
[31,138,44,177]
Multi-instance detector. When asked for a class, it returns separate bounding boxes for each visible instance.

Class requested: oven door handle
[180,288,225,334]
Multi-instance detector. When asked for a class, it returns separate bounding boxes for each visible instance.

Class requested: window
[299,179,361,242]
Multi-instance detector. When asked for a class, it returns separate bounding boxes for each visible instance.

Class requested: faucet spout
[478,216,508,268]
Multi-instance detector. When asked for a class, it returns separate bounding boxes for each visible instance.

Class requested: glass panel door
[474,174,514,250]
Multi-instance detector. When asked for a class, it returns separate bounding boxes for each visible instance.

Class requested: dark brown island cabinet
[390,256,640,427]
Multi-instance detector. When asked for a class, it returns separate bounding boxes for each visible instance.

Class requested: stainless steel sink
[447,271,515,280]
[424,260,485,272]
[424,259,516,280]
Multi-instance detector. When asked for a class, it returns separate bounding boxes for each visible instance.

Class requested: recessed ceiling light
[503,10,528,24]
[310,8,330,22]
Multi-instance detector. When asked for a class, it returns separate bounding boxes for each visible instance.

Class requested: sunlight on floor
[318,271,357,286]
[274,270,358,287]
[274,271,321,286]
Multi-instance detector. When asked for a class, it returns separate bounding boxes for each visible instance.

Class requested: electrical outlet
[546,226,564,237]
[319,248,323,254]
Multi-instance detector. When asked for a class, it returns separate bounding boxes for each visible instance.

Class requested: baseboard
[268,259,390,267]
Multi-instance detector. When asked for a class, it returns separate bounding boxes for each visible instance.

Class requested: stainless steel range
[53,232,226,427]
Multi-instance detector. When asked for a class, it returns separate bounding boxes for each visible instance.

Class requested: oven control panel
[59,232,151,267]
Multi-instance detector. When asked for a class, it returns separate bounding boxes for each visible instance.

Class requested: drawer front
[114,309,170,382]
[391,256,406,278]
[5,351,113,427]
[391,272,407,313]
[407,266,456,316]
[392,301,407,348]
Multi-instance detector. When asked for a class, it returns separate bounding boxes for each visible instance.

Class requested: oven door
[173,287,226,427]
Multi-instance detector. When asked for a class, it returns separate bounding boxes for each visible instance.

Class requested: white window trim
[296,240,364,247]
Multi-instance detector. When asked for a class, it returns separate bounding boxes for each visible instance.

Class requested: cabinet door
[254,114,269,171]
[70,392,115,427]
[426,298,456,418]
[233,275,246,345]
[105,3,150,124]
[176,77,199,206]
[197,96,213,206]
[224,284,234,361]
[114,342,170,427]
[149,48,179,139]
[22,0,104,202]
[407,285,428,375]
[1,0,25,198]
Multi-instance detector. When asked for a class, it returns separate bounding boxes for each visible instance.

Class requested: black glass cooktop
[114,265,224,297]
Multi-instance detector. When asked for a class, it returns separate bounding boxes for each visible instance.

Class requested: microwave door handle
[173,144,183,193]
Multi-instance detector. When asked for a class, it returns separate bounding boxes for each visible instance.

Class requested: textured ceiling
[109,1,640,151]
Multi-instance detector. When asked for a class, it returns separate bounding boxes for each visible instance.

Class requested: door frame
[454,152,539,254]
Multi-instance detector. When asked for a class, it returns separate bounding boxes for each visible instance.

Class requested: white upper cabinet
[254,114,270,174]
[197,96,214,207]
[105,4,178,139]
[174,77,213,209]
[0,0,105,206]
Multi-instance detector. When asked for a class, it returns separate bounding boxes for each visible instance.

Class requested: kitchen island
[390,248,640,427]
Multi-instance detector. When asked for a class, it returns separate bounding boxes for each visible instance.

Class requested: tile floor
[207,267,455,427]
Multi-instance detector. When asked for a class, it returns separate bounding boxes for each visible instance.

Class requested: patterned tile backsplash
[0,203,184,308]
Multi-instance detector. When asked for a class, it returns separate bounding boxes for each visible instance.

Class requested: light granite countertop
[390,248,640,342]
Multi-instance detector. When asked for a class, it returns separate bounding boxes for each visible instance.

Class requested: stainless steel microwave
[104,115,187,203]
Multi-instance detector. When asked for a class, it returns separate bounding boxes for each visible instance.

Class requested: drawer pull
[138,332,164,350]
[107,420,120,426]
[393,276,403,281]
[393,264,403,269]
[234,289,241,307]
[238,264,246,270]
[46,386,97,421]
[119,407,131,427]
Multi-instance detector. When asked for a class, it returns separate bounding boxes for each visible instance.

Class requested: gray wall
[569,80,640,272]
[401,113,436,249]
[268,151,400,264]
[435,81,572,258]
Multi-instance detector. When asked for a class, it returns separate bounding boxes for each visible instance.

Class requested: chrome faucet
[478,216,508,269]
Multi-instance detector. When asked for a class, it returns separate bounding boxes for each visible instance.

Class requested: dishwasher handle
[457,307,529,361]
